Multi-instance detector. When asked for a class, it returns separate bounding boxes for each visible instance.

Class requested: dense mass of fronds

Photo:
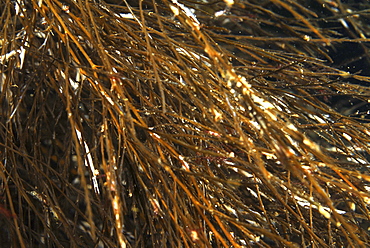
[1,0,370,247]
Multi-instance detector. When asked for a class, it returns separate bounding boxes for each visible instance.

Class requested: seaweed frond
[1,0,369,247]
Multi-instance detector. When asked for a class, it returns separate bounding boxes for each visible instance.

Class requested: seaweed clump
[1,0,370,247]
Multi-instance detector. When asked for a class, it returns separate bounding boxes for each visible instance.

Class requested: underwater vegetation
[0,0,370,247]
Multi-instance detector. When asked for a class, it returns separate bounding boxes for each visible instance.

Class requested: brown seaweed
[0,0,370,247]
